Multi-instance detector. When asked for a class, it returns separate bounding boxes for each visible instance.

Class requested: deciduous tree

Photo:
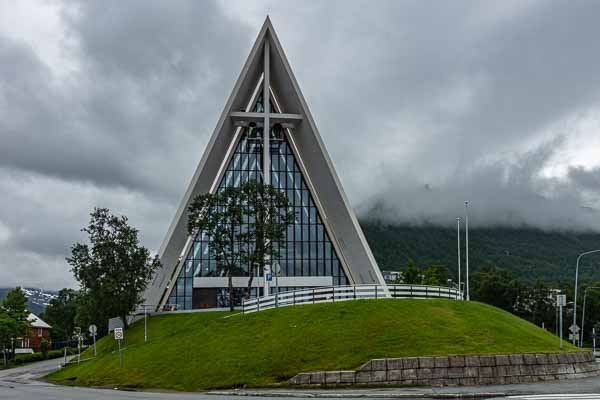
[67,208,160,334]
[188,187,246,310]
[1,287,29,360]
[240,181,294,298]
[44,288,79,345]
[188,182,294,309]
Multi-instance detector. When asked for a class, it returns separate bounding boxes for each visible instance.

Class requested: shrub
[40,339,50,359]
[15,349,63,364]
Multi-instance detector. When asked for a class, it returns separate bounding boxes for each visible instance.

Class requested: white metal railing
[241,284,463,314]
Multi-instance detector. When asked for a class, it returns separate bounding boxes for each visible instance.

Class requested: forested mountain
[361,222,600,284]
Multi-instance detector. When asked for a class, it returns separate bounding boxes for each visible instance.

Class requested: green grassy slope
[48,299,576,391]
[362,222,600,282]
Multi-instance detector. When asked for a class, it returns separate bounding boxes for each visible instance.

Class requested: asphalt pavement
[2,358,600,399]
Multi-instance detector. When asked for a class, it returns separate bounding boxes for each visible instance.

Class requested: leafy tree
[402,259,421,284]
[188,182,295,309]
[44,288,79,345]
[2,287,28,323]
[422,265,447,286]
[239,181,294,297]
[515,282,555,328]
[0,308,17,366]
[67,208,161,334]
[188,187,246,310]
[1,287,30,361]
[472,267,521,312]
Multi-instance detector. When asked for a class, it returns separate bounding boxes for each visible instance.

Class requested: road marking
[509,396,600,399]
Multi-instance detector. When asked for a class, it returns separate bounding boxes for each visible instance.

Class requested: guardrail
[242,284,463,314]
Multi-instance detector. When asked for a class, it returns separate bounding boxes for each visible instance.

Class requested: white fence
[242,284,463,314]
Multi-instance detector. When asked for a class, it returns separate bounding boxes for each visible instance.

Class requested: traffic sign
[570,324,580,334]
[114,327,124,368]
[89,324,97,335]
[557,294,566,306]
[266,273,272,282]
[114,327,124,340]
[569,333,579,342]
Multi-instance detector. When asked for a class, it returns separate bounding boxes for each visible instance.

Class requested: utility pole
[558,294,566,349]
[464,201,470,301]
[457,217,461,300]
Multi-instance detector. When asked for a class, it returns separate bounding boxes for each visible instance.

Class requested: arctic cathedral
[143,17,385,311]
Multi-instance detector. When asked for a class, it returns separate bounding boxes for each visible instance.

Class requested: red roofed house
[15,313,52,354]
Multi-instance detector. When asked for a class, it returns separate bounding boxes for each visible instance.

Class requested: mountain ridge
[361,222,600,283]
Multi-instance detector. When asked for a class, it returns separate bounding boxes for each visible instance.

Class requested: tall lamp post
[573,249,600,345]
[580,286,600,348]
[464,201,470,301]
[457,217,461,300]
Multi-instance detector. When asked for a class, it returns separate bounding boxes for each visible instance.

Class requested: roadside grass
[47,299,577,391]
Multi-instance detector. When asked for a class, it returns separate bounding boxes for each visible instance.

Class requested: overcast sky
[2,0,600,289]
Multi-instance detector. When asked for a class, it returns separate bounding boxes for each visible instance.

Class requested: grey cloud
[362,136,600,230]
[0,0,252,199]
[568,166,600,192]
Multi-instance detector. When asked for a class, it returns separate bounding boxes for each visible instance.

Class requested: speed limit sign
[114,327,124,340]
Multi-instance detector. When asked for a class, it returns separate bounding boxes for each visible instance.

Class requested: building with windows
[15,313,51,354]
[143,17,386,311]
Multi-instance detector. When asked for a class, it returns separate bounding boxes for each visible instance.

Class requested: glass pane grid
[168,99,347,309]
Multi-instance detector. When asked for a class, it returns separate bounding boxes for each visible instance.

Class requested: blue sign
[266,273,272,282]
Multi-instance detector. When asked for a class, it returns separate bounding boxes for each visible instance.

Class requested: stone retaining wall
[288,352,600,386]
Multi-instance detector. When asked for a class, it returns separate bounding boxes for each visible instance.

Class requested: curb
[206,390,525,398]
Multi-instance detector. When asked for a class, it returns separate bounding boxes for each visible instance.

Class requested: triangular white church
[144,17,386,310]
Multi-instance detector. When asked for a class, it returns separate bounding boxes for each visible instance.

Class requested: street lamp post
[580,286,600,347]
[573,249,600,345]
[457,217,461,300]
[464,201,470,301]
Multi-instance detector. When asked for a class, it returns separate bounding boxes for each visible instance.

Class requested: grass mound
[47,299,576,391]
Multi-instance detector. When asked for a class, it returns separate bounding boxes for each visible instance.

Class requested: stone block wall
[288,352,600,386]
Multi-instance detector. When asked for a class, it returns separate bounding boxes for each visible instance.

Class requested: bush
[40,339,50,359]
[15,349,64,364]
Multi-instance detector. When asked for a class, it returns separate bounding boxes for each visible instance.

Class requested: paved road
[2,358,600,399]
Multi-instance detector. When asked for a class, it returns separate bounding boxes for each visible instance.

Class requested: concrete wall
[288,352,599,386]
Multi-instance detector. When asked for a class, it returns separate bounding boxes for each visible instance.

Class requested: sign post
[143,305,148,343]
[114,327,124,368]
[569,324,580,346]
[88,324,97,357]
[264,265,271,296]
[73,327,82,364]
[557,294,566,349]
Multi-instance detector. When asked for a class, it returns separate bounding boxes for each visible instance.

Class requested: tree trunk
[228,268,235,312]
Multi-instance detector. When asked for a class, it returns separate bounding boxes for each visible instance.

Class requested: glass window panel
[294,260,303,276]
[302,260,310,276]
[310,241,317,259]
[310,207,317,224]
[310,224,317,241]
[317,224,324,241]
[294,173,302,190]
[301,224,309,241]
[325,242,332,259]
[302,241,309,257]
